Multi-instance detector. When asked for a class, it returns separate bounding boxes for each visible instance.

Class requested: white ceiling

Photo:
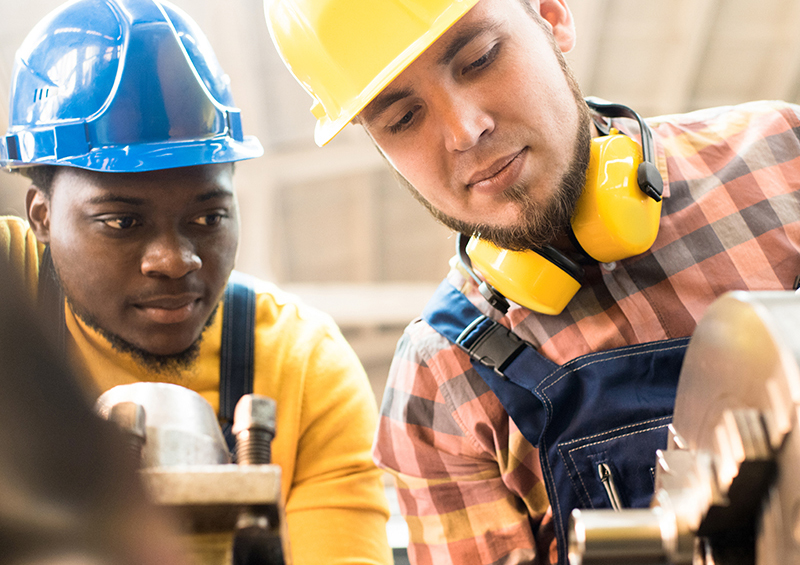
[3,0,797,147]
[566,0,800,117]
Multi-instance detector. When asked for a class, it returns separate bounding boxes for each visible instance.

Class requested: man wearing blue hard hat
[0,1,392,564]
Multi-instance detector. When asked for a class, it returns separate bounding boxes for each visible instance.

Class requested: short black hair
[19,166,58,196]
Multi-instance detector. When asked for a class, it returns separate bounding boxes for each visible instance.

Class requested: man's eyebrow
[196,188,234,203]
[363,87,415,122]
[87,194,146,206]
[437,20,502,66]
[85,189,232,206]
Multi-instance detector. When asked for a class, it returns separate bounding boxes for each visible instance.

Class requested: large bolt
[231,395,284,564]
[232,395,276,465]
[107,401,147,464]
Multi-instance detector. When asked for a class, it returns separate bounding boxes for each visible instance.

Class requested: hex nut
[232,394,277,436]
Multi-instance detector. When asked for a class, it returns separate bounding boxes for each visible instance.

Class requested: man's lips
[133,294,202,325]
[466,148,527,194]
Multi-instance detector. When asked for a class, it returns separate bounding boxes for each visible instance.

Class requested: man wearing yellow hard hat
[265,0,800,563]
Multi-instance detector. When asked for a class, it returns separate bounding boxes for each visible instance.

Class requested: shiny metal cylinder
[96,382,231,467]
[569,508,671,564]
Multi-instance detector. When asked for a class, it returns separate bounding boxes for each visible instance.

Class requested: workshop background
[1,0,798,559]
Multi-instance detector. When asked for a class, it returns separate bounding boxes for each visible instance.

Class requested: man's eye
[193,213,224,226]
[464,43,500,74]
[389,109,416,133]
[103,217,140,230]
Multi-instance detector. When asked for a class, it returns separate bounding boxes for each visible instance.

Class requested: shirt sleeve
[373,321,551,565]
[282,324,393,565]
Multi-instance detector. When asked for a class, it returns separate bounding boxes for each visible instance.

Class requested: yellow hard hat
[265,0,481,146]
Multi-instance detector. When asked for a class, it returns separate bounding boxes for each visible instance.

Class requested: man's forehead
[51,164,234,196]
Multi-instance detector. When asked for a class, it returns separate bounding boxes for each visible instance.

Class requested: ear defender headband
[462,99,664,316]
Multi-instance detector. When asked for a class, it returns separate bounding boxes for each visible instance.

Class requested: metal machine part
[233,395,277,465]
[568,290,800,565]
[230,395,287,565]
[97,382,231,467]
[106,401,147,462]
[97,385,288,565]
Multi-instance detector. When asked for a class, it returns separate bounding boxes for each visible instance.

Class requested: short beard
[391,6,593,252]
[406,124,589,251]
[67,297,219,376]
[44,249,219,376]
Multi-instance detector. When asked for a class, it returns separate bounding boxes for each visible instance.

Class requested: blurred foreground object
[569,290,800,564]
[0,257,189,565]
[97,384,288,565]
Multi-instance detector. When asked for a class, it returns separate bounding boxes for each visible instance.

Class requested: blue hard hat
[0,0,263,172]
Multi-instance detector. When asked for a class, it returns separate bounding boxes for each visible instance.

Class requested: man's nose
[140,231,202,278]
[439,91,494,153]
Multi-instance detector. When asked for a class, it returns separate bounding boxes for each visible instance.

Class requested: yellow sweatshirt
[1,215,392,565]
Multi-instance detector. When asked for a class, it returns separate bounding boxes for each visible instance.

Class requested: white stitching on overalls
[563,422,671,506]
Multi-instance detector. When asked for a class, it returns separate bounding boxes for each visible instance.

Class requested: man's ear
[537,0,576,53]
[26,187,51,244]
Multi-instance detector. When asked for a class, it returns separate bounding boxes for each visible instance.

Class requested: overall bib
[423,280,688,565]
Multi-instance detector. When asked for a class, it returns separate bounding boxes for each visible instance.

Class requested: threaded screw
[232,395,276,465]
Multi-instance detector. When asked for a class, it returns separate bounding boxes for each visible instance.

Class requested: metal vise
[96,383,288,565]
[568,290,800,565]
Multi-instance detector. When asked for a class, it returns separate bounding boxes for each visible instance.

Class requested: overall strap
[425,279,688,565]
[219,272,257,453]
[37,246,67,353]
[422,279,554,445]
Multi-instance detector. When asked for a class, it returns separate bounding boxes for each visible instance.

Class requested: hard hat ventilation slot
[33,88,52,103]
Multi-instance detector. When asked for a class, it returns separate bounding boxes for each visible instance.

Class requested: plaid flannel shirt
[374,100,800,565]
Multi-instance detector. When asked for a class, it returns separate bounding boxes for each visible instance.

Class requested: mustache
[126,284,206,305]
[411,177,577,251]
[394,115,591,252]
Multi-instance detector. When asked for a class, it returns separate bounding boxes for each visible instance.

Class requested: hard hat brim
[310,0,482,146]
[1,135,263,173]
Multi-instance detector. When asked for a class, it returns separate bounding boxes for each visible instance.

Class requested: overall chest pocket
[557,416,671,510]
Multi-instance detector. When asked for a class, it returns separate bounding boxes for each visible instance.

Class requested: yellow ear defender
[463,100,664,316]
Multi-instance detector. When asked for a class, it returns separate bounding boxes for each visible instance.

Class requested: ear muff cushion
[466,237,582,316]
[572,134,662,263]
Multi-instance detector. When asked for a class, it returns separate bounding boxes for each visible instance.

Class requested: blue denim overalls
[423,279,689,565]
